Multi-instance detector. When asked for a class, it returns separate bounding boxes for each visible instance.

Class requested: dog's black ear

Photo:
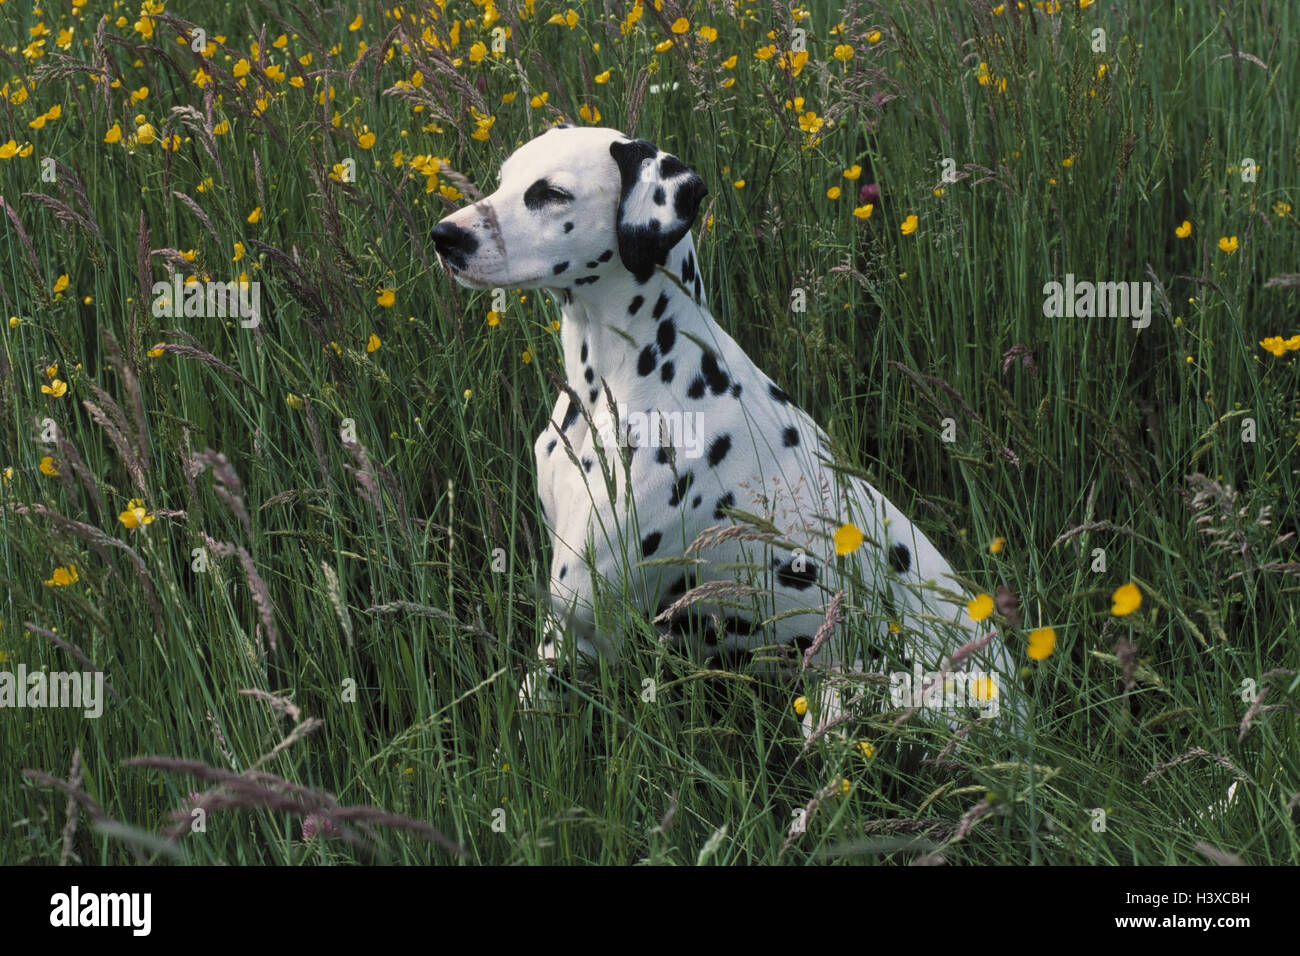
[610,138,707,283]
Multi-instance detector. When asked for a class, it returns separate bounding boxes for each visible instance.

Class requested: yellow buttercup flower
[857,740,876,758]
[376,288,395,308]
[1260,337,1289,357]
[967,593,994,621]
[834,523,864,555]
[1175,220,1191,238]
[45,564,79,587]
[853,204,874,219]
[900,214,919,235]
[989,536,1005,554]
[1027,627,1056,660]
[969,676,998,704]
[792,696,808,716]
[366,333,382,351]
[118,498,156,529]
[1111,582,1141,616]
[53,273,69,293]
[39,456,59,476]
[104,122,122,144]
[247,206,262,224]
[1217,235,1238,254]
[41,379,67,398]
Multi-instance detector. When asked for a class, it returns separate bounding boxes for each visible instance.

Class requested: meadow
[1,0,1298,865]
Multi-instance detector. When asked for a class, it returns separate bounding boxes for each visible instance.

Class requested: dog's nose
[431,220,478,266]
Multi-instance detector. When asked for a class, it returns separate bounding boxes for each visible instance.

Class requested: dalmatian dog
[433,125,1021,736]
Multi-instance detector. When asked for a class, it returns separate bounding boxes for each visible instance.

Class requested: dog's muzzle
[431,220,479,271]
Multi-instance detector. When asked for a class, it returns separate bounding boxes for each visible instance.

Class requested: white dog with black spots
[433,125,1021,737]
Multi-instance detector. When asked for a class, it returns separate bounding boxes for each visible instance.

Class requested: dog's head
[432,125,706,290]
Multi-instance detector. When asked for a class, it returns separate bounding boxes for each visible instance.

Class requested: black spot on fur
[707,434,732,467]
[706,648,753,671]
[681,252,695,283]
[694,274,702,301]
[559,565,567,580]
[653,185,666,205]
[888,544,911,574]
[586,260,599,269]
[782,426,799,448]
[580,340,588,363]
[687,376,706,399]
[668,472,694,507]
[713,491,735,519]
[790,636,813,652]
[575,275,600,286]
[598,249,614,262]
[691,494,702,509]
[628,294,644,315]
[657,319,676,354]
[776,556,818,591]
[731,383,742,398]
[701,351,729,394]
[553,261,569,275]
[584,367,595,383]
[720,615,761,636]
[582,457,594,473]
[561,399,579,431]
[655,446,670,465]
[659,155,687,179]
[652,291,670,319]
[589,388,599,404]
[641,531,662,557]
[660,361,675,383]
[637,345,657,376]
[545,439,556,455]
[564,221,574,233]
[769,383,792,405]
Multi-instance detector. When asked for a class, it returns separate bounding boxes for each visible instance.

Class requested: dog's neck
[552,234,716,410]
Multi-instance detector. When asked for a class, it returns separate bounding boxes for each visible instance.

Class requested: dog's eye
[524,179,573,209]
